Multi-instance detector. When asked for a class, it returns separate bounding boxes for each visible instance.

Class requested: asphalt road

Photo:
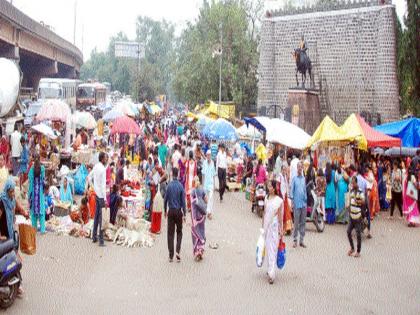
[6,192,420,315]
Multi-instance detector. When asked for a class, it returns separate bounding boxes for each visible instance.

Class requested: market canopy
[31,123,57,139]
[103,108,125,122]
[204,118,237,141]
[114,100,138,117]
[306,115,345,148]
[236,124,262,140]
[72,111,97,129]
[243,116,271,133]
[347,114,401,149]
[266,118,310,150]
[110,116,141,135]
[200,101,234,120]
[36,99,71,122]
[374,117,420,148]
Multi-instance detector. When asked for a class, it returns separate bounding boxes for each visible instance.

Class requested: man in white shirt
[216,144,227,202]
[10,124,22,176]
[87,152,108,246]
[289,155,300,185]
[171,144,181,170]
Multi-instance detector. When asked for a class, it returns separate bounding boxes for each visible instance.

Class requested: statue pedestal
[286,88,321,135]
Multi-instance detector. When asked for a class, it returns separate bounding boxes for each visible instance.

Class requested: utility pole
[218,22,223,118]
[73,0,77,45]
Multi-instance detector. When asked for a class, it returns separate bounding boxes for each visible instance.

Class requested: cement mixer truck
[0,58,24,134]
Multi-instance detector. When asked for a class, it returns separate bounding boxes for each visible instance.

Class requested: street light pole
[218,23,222,118]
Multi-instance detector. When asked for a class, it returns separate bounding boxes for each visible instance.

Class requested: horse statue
[293,48,312,88]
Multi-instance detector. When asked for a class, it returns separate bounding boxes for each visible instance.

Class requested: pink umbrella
[110,116,141,135]
[36,99,71,122]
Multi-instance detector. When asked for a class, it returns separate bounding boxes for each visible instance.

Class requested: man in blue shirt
[290,161,307,248]
[164,167,186,262]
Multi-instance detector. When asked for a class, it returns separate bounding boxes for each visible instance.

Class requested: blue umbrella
[202,120,214,137]
[206,118,237,141]
[103,108,125,122]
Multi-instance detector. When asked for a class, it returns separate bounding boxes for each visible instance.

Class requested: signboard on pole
[114,41,145,59]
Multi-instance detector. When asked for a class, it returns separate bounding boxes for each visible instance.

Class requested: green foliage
[172,0,262,112]
[397,0,420,116]
[80,19,175,102]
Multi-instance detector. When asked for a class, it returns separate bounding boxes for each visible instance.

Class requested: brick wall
[257,1,400,124]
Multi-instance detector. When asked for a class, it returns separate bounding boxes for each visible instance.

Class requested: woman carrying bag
[262,180,284,285]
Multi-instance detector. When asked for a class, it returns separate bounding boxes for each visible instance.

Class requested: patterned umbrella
[110,116,141,135]
[72,111,97,129]
[103,108,125,122]
[205,118,237,141]
[36,99,71,122]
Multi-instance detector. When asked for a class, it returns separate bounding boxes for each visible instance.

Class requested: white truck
[0,58,24,134]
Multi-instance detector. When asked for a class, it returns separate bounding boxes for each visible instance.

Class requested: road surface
[8,192,420,314]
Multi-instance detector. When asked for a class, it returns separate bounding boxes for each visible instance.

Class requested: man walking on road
[291,161,307,248]
[87,152,108,247]
[347,176,364,258]
[10,124,22,176]
[202,150,216,219]
[164,167,186,262]
[216,144,227,202]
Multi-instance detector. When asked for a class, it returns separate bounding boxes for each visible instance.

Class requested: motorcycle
[306,190,325,232]
[0,232,22,309]
[252,183,266,218]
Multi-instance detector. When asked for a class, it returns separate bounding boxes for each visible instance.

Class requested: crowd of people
[0,108,417,288]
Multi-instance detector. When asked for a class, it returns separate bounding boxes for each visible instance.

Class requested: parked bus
[76,82,107,108]
[38,78,80,110]
[102,82,112,95]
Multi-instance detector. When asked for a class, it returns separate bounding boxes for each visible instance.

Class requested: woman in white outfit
[263,180,284,284]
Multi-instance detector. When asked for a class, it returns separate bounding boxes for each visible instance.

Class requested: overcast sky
[11,0,407,61]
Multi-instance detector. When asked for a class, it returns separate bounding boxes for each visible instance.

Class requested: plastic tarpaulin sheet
[374,118,420,148]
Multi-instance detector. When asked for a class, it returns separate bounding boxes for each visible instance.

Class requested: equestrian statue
[293,35,312,88]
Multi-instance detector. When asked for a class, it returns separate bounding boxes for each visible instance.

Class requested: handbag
[407,178,418,201]
[277,238,286,269]
[19,224,36,255]
[192,189,207,215]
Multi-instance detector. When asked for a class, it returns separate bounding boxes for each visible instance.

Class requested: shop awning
[306,115,345,148]
[374,117,420,148]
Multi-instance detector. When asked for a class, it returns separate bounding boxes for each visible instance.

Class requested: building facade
[257,0,399,124]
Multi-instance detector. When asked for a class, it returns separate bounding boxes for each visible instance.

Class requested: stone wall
[257,1,399,124]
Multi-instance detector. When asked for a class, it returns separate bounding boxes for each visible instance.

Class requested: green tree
[397,0,419,116]
[172,0,262,113]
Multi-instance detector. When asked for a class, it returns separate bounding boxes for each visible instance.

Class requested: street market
[0,0,419,314]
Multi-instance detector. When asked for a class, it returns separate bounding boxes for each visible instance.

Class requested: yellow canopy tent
[338,114,368,151]
[306,115,347,148]
[200,100,235,120]
[186,111,198,120]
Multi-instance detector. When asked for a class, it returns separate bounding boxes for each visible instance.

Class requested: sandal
[176,254,181,263]
[268,278,274,285]
[347,249,354,256]
[354,252,361,258]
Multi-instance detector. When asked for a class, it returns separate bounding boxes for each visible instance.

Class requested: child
[70,196,89,225]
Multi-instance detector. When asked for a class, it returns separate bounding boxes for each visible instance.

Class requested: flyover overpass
[0,0,83,89]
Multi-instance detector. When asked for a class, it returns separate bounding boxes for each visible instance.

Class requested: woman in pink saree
[403,172,419,227]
